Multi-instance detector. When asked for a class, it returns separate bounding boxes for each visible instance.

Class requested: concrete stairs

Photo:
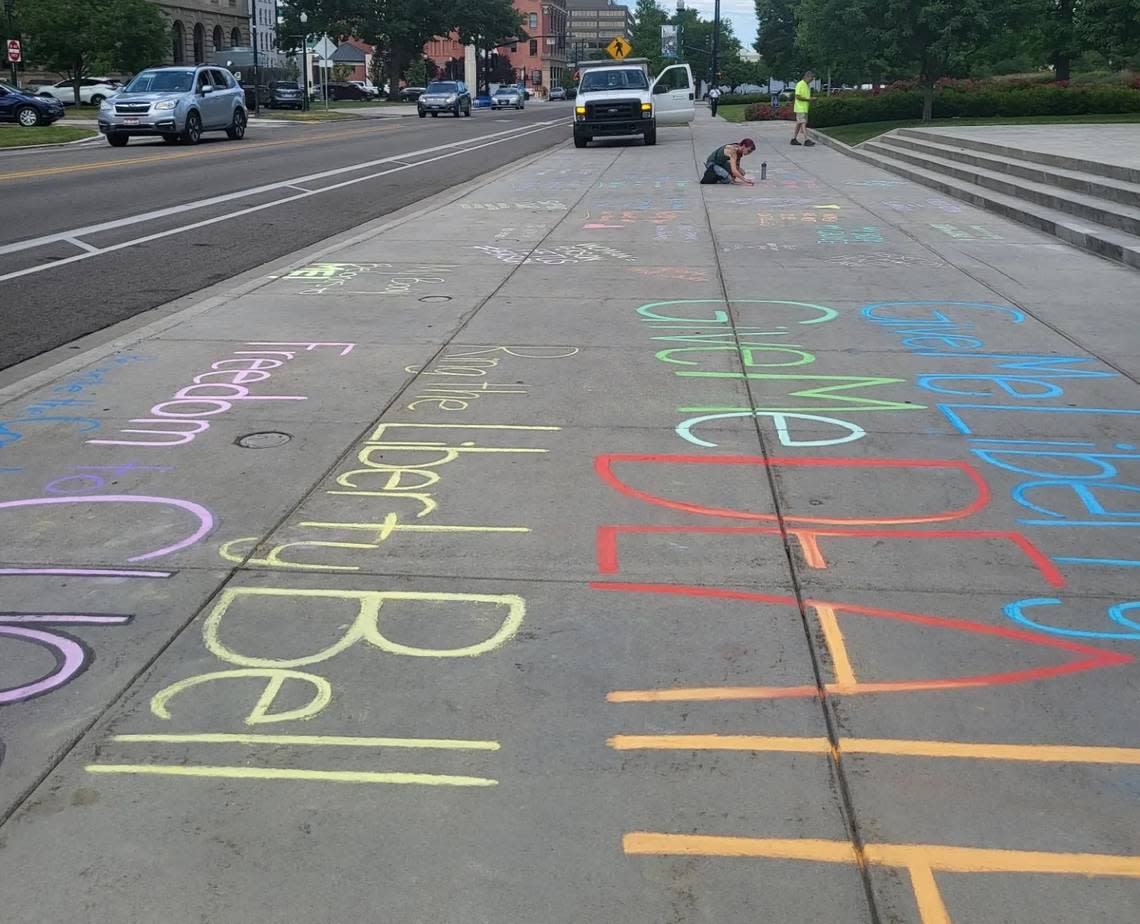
[817,127,1140,268]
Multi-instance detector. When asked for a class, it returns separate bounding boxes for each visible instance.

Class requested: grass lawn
[717,104,750,123]
[59,105,101,120]
[818,112,1140,145]
[0,124,98,147]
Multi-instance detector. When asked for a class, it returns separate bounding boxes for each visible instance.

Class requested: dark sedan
[268,81,304,109]
[311,82,372,102]
[0,82,65,126]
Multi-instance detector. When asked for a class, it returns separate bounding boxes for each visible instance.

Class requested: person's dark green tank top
[706,145,732,169]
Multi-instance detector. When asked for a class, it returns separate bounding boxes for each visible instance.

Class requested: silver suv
[98,65,246,147]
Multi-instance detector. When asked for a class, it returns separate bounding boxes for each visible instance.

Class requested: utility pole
[710,0,720,92]
[4,0,17,88]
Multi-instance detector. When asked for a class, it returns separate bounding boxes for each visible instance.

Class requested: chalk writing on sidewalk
[85,342,353,448]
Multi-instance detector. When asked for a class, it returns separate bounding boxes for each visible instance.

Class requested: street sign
[7,39,21,64]
[605,36,630,61]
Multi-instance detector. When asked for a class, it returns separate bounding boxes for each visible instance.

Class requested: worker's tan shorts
[795,112,808,123]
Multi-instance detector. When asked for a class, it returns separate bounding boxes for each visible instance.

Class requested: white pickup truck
[572,59,695,148]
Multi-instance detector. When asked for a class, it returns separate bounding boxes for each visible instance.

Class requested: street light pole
[710,0,720,93]
[299,11,308,111]
[251,24,261,116]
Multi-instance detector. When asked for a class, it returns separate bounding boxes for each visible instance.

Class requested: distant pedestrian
[791,70,816,147]
[708,86,721,117]
[700,138,756,185]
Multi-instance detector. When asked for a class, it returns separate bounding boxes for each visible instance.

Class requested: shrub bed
[742,102,794,121]
[808,85,1140,127]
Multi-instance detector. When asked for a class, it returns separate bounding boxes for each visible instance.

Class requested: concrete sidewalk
[0,110,1138,924]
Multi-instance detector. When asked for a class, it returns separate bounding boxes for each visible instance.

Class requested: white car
[37,77,121,106]
[349,80,380,99]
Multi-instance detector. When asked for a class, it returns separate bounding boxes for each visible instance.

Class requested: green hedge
[810,86,1140,127]
[720,92,779,106]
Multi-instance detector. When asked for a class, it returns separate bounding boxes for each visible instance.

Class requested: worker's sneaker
[804,139,816,147]
[790,138,801,146]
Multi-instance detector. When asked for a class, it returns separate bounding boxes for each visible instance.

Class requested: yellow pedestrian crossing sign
[606,36,631,60]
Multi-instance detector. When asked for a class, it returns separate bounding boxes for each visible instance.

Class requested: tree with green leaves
[280,0,519,100]
[720,56,768,92]
[794,0,870,87]
[20,0,168,103]
[405,56,428,87]
[754,0,809,82]
[1082,0,1140,67]
[630,0,668,75]
[452,0,525,93]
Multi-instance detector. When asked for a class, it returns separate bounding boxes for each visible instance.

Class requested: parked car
[97,65,247,147]
[491,86,524,110]
[474,94,492,108]
[565,87,577,100]
[267,80,304,109]
[36,77,120,107]
[0,82,65,126]
[549,86,566,101]
[310,81,372,101]
[417,80,472,117]
[399,86,425,102]
[349,80,380,98]
[523,87,535,99]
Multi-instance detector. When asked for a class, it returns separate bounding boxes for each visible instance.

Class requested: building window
[231,27,241,46]
[213,25,223,51]
[193,23,206,63]
[528,12,538,29]
[171,21,185,63]
[529,39,537,55]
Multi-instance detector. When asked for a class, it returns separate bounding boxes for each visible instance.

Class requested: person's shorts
[796,112,808,123]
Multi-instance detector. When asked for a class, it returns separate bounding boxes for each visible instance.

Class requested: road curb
[0,132,101,153]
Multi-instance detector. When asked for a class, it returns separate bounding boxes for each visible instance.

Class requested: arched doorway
[193,23,205,64]
[231,27,241,47]
[171,22,185,64]
[213,25,223,52]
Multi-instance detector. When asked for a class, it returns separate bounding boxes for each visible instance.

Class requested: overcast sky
[670,0,759,51]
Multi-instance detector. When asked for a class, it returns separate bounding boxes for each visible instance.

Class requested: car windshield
[123,70,195,93]
[426,82,458,94]
[580,69,648,91]
[495,88,516,95]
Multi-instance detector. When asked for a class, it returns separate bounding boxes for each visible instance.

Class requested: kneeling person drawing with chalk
[700,138,756,185]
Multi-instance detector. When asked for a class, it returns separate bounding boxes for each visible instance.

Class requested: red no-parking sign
[6,39,20,63]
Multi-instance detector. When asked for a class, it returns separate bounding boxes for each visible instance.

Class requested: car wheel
[419,110,426,118]
[574,133,588,149]
[431,112,438,118]
[161,134,179,144]
[226,108,247,140]
[464,104,471,116]
[644,127,657,146]
[90,94,105,107]
[453,104,461,117]
[106,133,129,147]
[181,110,202,145]
[16,106,41,127]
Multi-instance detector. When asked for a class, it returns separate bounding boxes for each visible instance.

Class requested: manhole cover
[419,295,452,303]
[235,431,292,449]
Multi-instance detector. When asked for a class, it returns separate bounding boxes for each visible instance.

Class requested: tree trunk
[921,83,933,121]
[72,55,84,109]
[1054,0,1073,81]
[384,50,407,101]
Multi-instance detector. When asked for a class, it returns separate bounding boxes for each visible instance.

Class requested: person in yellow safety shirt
[791,70,816,147]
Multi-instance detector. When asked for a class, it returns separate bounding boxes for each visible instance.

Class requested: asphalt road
[0,104,571,371]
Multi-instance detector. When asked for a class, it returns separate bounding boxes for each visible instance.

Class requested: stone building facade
[147,0,251,66]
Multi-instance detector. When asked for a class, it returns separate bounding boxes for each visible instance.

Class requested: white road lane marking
[0,122,565,283]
